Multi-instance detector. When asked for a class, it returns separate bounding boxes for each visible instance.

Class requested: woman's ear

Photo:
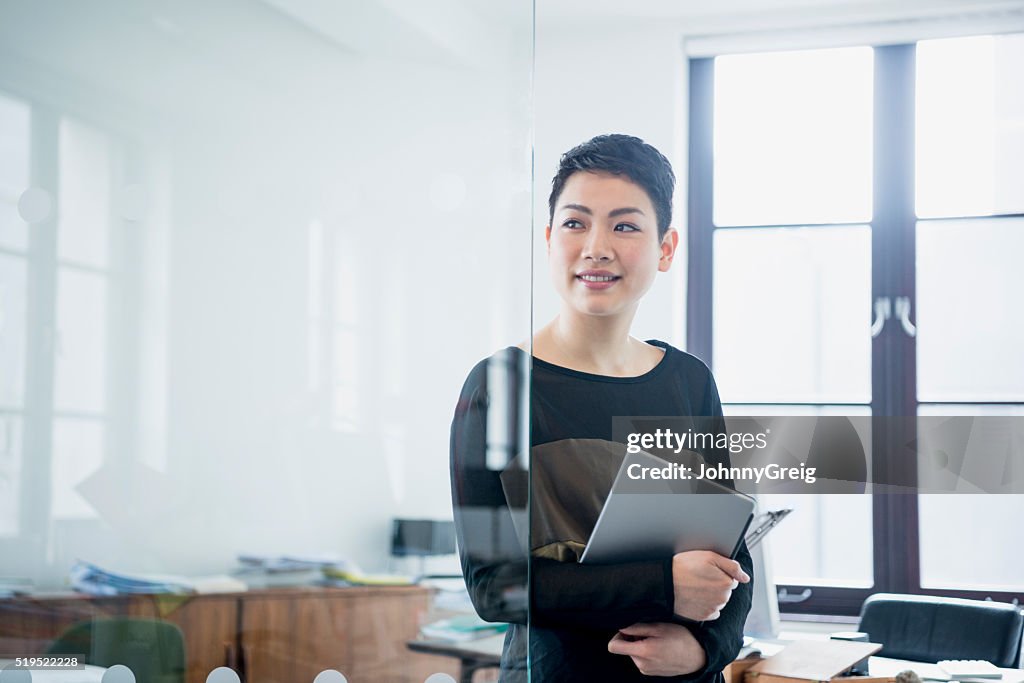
[545,225,552,254]
[658,228,679,272]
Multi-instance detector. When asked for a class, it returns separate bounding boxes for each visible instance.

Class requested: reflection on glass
[917,218,1024,402]
[54,269,107,413]
[0,414,21,536]
[58,118,112,269]
[0,92,31,251]
[51,416,103,520]
[0,253,27,407]
[0,1,532,680]
[714,47,873,227]
[713,226,871,404]
[916,33,1024,218]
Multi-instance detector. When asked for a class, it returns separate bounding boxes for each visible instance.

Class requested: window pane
[724,405,874,587]
[54,269,107,412]
[0,253,28,407]
[918,404,1024,591]
[58,118,111,268]
[713,226,871,403]
[0,92,31,252]
[0,412,22,536]
[51,416,103,519]
[714,47,873,226]
[917,33,1024,218]
[758,492,873,587]
[917,218,1024,402]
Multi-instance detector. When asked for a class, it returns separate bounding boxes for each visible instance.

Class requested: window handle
[777,587,813,603]
[870,296,891,338]
[894,296,916,338]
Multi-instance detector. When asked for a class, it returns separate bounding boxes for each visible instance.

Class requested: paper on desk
[753,640,882,681]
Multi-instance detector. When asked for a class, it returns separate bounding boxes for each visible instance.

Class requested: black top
[450,340,753,682]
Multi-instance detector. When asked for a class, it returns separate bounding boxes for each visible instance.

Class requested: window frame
[0,85,144,564]
[687,42,1024,616]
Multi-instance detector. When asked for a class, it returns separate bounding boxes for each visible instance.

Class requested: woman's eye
[563,219,584,229]
[615,223,639,232]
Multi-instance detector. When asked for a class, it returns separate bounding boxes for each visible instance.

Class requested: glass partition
[0,2,533,682]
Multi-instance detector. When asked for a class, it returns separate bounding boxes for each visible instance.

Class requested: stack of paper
[420,614,508,642]
[321,559,413,586]
[234,554,337,588]
[938,660,1003,680]
[70,561,247,596]
[70,561,193,596]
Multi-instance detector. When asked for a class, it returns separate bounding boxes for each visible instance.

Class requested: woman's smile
[576,269,622,289]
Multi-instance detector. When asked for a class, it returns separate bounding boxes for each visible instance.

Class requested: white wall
[532,21,689,349]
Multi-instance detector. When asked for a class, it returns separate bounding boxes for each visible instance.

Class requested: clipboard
[745,508,792,549]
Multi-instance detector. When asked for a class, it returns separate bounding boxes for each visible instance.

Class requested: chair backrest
[46,617,186,683]
[858,593,1024,668]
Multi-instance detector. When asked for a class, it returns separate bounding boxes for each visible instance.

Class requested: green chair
[46,618,186,683]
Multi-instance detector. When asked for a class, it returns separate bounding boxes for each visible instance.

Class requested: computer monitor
[390,519,456,557]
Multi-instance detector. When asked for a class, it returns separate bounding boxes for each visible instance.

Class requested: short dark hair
[548,134,675,240]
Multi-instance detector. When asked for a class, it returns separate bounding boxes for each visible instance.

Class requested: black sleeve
[450,358,529,624]
[529,556,677,631]
[450,357,677,630]
[674,367,754,679]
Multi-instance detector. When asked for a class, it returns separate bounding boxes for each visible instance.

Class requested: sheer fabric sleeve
[450,357,678,630]
[450,358,529,624]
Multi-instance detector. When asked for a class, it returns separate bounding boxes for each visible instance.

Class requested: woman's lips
[576,274,620,290]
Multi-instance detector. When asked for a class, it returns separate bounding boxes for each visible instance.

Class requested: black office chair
[858,593,1023,668]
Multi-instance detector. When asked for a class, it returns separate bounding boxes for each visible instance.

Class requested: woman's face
[547,171,676,319]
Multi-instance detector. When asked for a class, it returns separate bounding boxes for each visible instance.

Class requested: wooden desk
[407,634,503,683]
[409,634,1024,683]
[0,586,460,683]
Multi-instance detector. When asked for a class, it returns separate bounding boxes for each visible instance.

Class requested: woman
[450,134,752,681]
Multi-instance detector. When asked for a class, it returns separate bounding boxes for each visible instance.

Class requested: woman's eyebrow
[559,203,646,218]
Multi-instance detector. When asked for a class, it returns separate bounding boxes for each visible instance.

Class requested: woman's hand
[607,622,707,676]
[672,550,750,621]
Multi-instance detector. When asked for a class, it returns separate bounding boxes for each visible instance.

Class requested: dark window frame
[687,43,1024,617]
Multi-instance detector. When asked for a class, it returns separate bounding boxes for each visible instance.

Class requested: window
[688,33,1024,615]
[307,219,360,431]
[53,118,113,519]
[0,92,31,537]
[0,90,136,563]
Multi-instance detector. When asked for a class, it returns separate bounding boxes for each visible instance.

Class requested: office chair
[46,617,187,683]
[857,593,1023,668]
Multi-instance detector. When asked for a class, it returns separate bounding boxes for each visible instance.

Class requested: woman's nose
[582,228,612,261]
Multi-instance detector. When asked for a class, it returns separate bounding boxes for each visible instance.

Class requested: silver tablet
[579,450,755,564]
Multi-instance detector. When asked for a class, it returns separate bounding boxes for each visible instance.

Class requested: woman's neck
[531,307,661,377]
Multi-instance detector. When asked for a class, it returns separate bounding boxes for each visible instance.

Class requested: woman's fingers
[608,631,649,657]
